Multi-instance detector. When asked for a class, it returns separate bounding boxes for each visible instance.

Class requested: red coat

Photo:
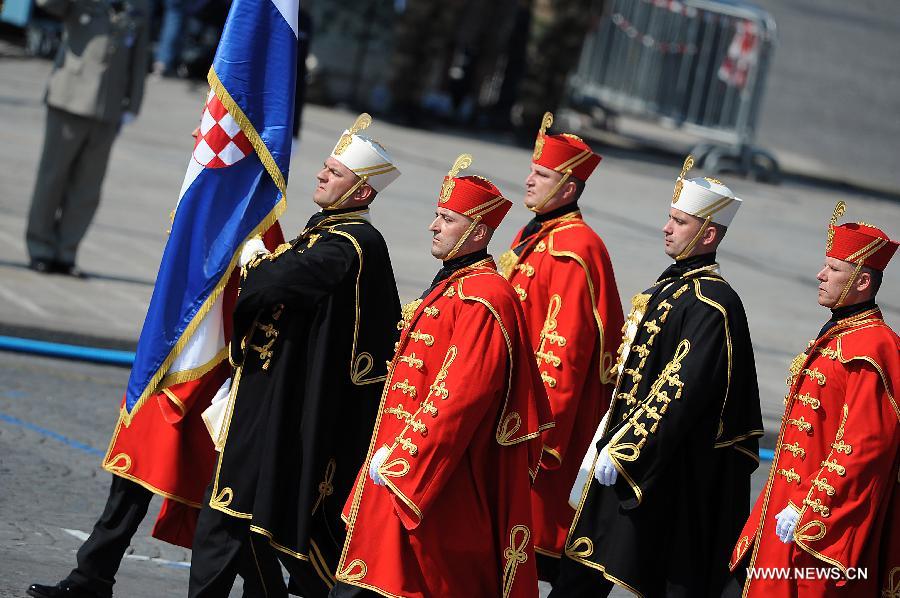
[731,309,900,596]
[338,260,553,598]
[501,212,624,556]
[101,226,283,548]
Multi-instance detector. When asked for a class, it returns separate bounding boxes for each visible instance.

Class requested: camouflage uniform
[515,0,601,130]
[387,0,466,114]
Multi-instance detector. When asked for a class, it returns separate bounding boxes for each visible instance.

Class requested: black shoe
[56,262,87,279]
[27,581,102,598]
[28,258,55,274]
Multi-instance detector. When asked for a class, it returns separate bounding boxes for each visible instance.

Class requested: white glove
[201,377,232,450]
[774,504,800,543]
[569,410,612,508]
[593,445,618,486]
[120,111,137,127]
[369,445,390,486]
[369,446,391,486]
[239,237,269,267]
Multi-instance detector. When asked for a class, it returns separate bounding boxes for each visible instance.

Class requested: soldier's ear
[700,223,717,246]
[703,222,725,247]
[472,223,490,243]
[856,270,872,294]
[355,183,375,204]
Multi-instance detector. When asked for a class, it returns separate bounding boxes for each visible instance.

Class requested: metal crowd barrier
[568,0,780,181]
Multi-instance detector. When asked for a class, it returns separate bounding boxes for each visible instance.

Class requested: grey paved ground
[0,351,245,597]
[750,0,900,191]
[0,351,768,597]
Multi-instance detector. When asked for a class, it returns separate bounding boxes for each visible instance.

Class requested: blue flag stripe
[123,0,296,417]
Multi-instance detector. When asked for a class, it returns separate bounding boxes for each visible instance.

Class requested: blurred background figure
[512,0,602,139]
[150,0,184,76]
[383,0,466,126]
[25,0,149,276]
[301,0,602,134]
[291,7,312,154]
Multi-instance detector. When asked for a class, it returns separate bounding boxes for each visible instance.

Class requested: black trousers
[279,551,333,598]
[188,482,283,598]
[190,507,337,598]
[65,475,153,597]
[328,581,381,597]
[547,554,614,598]
[536,552,562,586]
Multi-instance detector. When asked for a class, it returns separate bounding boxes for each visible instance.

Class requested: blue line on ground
[0,412,104,457]
[0,335,134,367]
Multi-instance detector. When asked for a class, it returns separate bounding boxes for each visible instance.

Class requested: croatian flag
[122,0,300,419]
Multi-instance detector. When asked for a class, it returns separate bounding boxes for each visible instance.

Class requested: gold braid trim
[502,525,531,598]
[825,200,846,252]
[439,154,473,203]
[672,154,695,205]
[444,215,482,260]
[311,458,336,515]
[158,345,229,389]
[833,260,863,309]
[324,175,367,210]
[675,215,712,260]
[532,111,553,160]
[529,170,571,213]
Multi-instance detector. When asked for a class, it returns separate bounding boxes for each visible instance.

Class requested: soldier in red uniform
[498,111,624,584]
[330,154,554,598]
[730,202,899,597]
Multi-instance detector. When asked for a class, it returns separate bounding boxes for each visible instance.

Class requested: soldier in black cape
[188,114,402,598]
[552,158,764,598]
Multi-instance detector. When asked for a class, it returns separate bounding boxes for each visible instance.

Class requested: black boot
[27,581,102,598]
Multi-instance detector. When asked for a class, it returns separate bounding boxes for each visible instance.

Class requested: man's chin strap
[834,261,863,309]
[324,175,368,210]
[445,216,482,261]
[676,216,712,261]
[528,169,572,213]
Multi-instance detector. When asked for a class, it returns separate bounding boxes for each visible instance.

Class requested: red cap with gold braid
[826,201,898,272]
[532,111,602,182]
[438,154,512,229]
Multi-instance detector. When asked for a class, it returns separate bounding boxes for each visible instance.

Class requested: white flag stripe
[177,157,203,203]
[271,0,300,38]
[168,294,226,375]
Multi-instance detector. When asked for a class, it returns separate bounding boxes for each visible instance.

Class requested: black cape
[560,254,764,597]
[210,208,401,586]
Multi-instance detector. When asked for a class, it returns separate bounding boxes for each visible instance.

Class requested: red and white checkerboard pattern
[193,91,254,168]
